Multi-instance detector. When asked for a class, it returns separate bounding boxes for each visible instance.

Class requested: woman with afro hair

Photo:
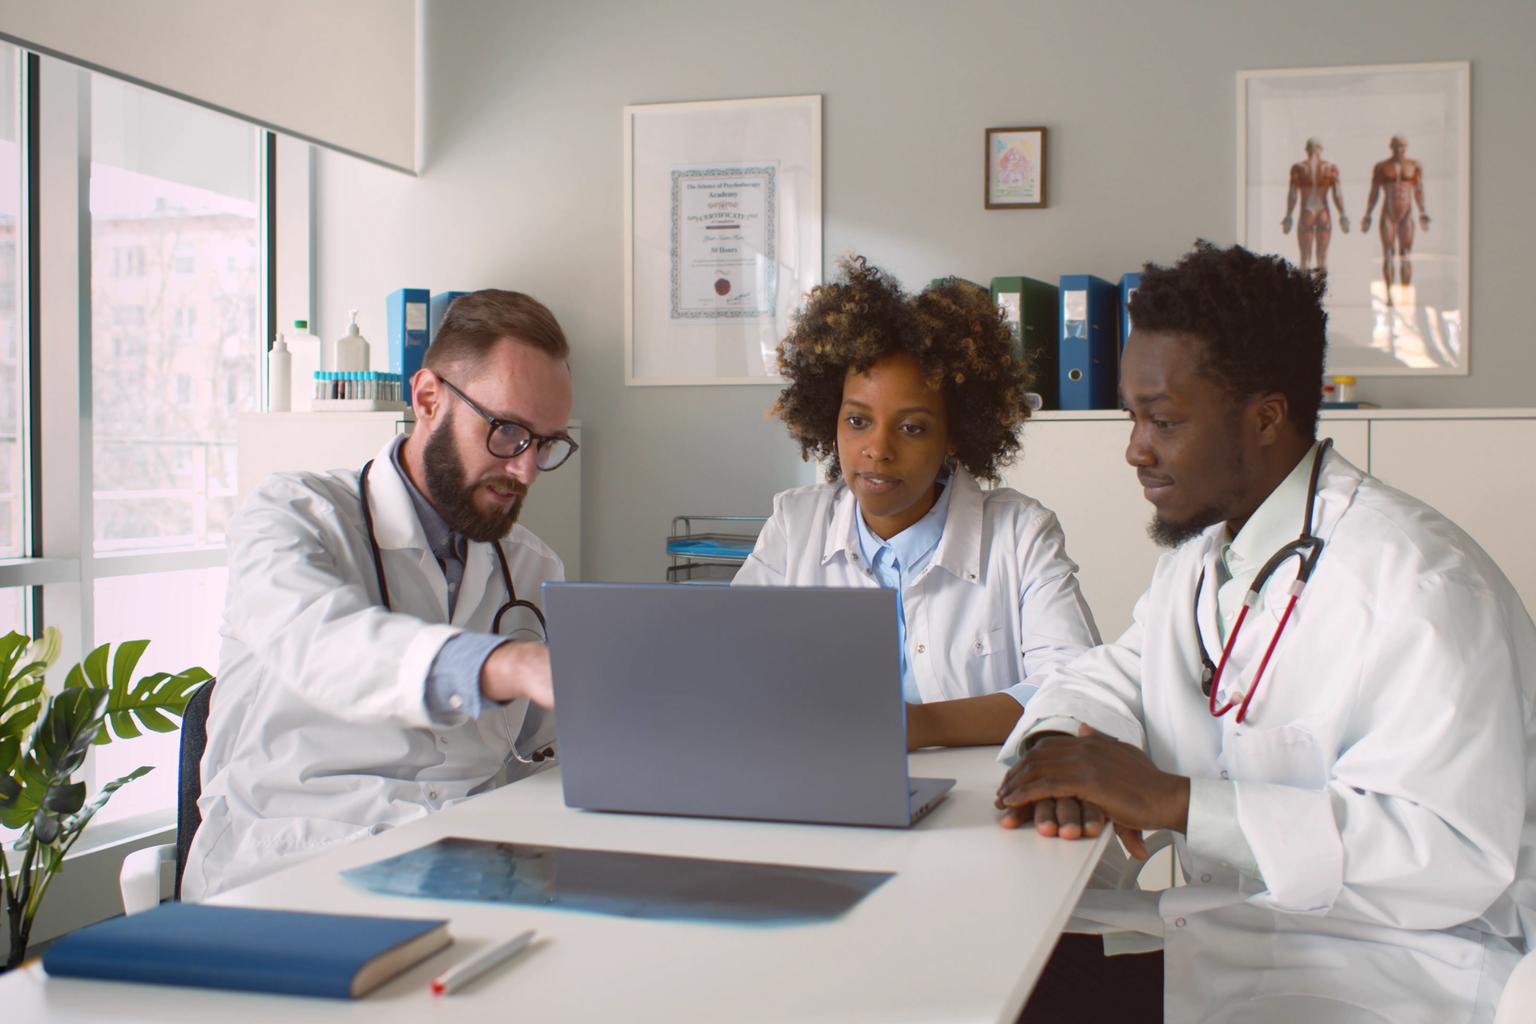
[734,256,1100,749]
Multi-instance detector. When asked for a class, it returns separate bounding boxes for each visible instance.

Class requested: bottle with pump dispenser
[334,310,370,373]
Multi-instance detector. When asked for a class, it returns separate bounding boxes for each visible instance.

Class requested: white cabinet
[237,412,583,579]
[1000,409,1509,640]
[1007,417,1161,642]
[1368,414,1536,615]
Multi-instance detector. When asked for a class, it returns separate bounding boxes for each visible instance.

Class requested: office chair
[118,678,215,914]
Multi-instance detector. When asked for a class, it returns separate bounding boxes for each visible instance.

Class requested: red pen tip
[431,980,445,996]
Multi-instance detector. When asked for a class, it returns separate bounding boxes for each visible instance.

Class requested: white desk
[6,748,1107,1022]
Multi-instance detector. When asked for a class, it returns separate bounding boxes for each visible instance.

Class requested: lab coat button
[974,641,984,652]
[916,643,926,654]
[1174,917,1186,928]
[1220,770,1230,780]
[447,693,463,711]
[1200,873,1212,883]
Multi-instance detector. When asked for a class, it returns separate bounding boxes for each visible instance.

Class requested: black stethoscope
[358,459,548,640]
[1192,438,1332,724]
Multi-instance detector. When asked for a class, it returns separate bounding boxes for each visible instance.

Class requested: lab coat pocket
[961,624,1010,698]
[969,625,1003,658]
[1226,724,1329,790]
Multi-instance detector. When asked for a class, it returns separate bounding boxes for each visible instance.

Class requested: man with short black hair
[185,290,578,900]
[1000,242,1536,1022]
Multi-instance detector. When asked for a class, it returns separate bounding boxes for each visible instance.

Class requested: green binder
[990,275,1060,410]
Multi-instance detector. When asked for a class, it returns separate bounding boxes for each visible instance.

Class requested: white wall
[0,0,419,171]
[312,0,1536,583]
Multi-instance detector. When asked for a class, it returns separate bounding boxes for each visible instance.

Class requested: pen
[430,928,537,996]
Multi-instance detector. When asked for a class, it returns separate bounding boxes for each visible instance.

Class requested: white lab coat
[1004,449,1536,1023]
[733,467,1099,703]
[183,438,560,901]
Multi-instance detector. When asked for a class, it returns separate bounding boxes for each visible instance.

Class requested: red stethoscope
[1193,439,1332,723]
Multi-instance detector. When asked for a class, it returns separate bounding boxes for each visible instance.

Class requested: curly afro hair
[772,255,1033,482]
[1128,241,1327,438]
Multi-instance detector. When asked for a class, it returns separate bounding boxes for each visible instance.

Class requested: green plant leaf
[0,768,19,806]
[62,765,151,837]
[0,631,49,766]
[0,688,109,835]
[97,666,211,744]
[41,780,85,814]
[0,631,31,687]
[110,640,149,696]
[64,643,111,692]
[0,680,44,739]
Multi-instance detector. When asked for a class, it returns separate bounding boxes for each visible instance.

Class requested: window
[0,47,24,567]
[89,568,227,822]
[0,57,272,832]
[90,73,259,557]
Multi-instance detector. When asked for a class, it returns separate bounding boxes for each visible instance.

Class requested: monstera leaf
[0,687,108,842]
[2,632,202,970]
[63,640,211,744]
[0,629,59,775]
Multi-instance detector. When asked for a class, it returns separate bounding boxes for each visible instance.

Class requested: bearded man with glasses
[186,290,578,900]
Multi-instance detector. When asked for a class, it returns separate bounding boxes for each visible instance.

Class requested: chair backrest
[173,678,215,900]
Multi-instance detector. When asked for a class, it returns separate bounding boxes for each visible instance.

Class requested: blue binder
[1119,272,1142,352]
[386,288,429,404]
[1058,275,1118,410]
[428,290,469,347]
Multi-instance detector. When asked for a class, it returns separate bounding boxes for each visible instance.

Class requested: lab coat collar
[366,437,433,553]
[1197,441,1365,623]
[1224,442,1321,579]
[821,465,984,585]
[364,436,499,623]
[929,467,985,585]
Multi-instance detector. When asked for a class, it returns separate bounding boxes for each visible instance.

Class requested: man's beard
[423,417,526,543]
[1147,506,1225,548]
[1146,436,1248,549]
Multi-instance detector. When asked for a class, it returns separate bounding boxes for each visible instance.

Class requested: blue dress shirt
[853,469,955,703]
[388,438,507,721]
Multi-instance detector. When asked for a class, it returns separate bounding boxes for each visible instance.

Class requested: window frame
[12,51,277,820]
[1,49,314,958]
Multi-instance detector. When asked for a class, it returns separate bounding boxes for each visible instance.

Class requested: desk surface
[6,748,1106,1023]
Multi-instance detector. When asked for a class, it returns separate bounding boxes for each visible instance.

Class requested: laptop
[542,582,954,828]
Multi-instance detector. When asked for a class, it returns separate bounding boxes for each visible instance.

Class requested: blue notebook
[42,902,451,999]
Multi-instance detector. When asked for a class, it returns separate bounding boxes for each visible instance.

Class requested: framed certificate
[624,96,822,386]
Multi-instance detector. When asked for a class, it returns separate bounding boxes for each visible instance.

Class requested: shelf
[667,514,767,583]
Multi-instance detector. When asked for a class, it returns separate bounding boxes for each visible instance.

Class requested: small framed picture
[985,127,1047,209]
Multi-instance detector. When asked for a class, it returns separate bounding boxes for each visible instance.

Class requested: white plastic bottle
[287,319,322,410]
[334,309,370,373]
[267,334,292,412]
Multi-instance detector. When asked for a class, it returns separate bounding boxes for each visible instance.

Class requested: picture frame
[1238,62,1470,376]
[623,95,822,386]
[984,127,1047,209]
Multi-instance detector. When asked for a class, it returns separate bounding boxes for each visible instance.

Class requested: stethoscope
[1192,438,1332,724]
[358,459,554,764]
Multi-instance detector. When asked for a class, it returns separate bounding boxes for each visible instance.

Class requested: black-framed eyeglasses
[438,376,578,470]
